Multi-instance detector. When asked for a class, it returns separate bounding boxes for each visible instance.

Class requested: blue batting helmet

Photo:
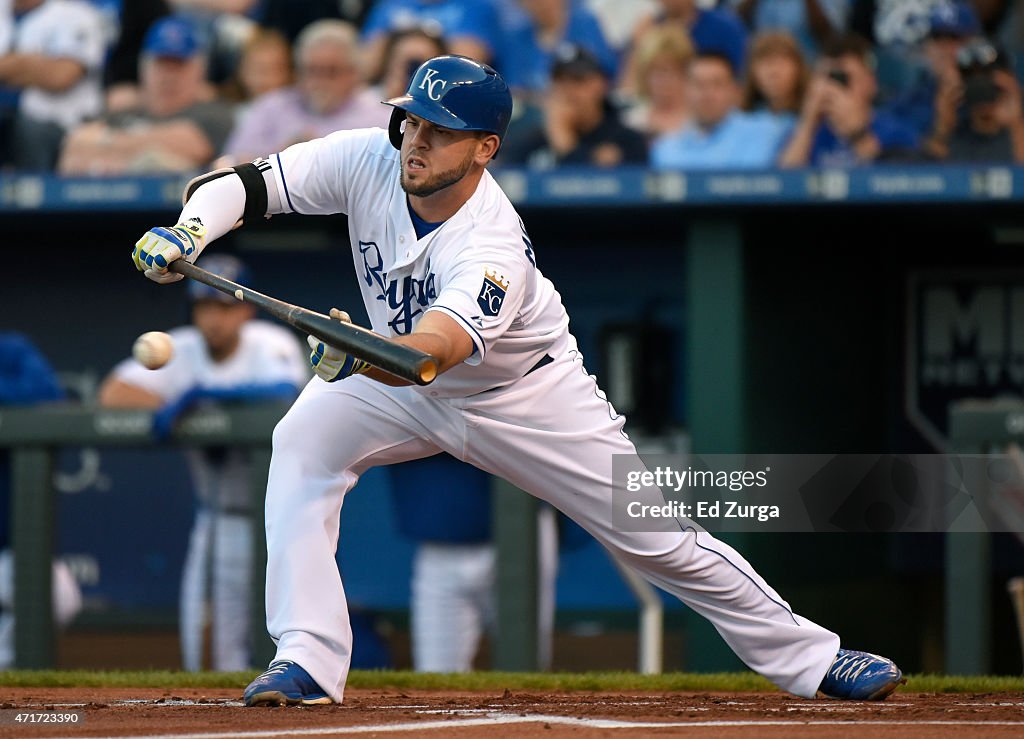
[382,55,513,150]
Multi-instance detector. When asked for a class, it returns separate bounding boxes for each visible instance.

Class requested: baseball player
[131,56,904,705]
[99,256,308,671]
[389,454,559,672]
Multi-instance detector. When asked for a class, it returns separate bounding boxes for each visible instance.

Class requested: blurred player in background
[98,255,308,671]
[0,332,82,668]
[389,454,557,672]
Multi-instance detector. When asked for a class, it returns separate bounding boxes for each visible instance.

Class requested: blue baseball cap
[142,16,202,59]
[929,2,980,38]
[188,255,251,304]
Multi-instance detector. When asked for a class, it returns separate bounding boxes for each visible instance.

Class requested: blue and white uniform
[178,125,841,701]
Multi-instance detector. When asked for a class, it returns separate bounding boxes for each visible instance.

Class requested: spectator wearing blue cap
[99,255,308,672]
[59,15,236,175]
[0,0,106,170]
[651,50,792,170]
[884,1,980,141]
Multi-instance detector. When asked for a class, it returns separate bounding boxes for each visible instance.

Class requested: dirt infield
[2,688,1024,738]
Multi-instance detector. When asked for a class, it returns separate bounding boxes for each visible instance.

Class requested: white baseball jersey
[113,320,308,510]
[15,0,106,130]
[266,128,570,397]
[182,125,844,704]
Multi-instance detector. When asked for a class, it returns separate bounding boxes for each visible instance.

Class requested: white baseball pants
[263,347,840,702]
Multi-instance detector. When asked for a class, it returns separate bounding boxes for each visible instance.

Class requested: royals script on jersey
[266,128,571,397]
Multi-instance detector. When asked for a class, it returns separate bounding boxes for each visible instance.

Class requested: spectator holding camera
[885,2,980,141]
[926,38,1024,163]
[779,32,917,167]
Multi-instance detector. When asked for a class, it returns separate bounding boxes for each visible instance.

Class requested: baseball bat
[169,260,438,385]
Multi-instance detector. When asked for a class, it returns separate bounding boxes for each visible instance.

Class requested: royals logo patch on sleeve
[477,268,509,317]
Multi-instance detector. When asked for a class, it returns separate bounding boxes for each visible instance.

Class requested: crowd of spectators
[1,0,1024,175]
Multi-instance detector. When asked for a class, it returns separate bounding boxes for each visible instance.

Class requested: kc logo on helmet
[419,68,448,101]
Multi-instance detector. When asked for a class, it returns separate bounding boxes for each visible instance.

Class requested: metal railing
[0,403,287,668]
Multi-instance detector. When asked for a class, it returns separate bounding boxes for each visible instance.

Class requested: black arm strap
[232,161,269,227]
[182,161,270,228]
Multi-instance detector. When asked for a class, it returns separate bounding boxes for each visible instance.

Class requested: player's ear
[476,133,500,164]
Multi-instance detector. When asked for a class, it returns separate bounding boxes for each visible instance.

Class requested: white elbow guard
[183,159,273,229]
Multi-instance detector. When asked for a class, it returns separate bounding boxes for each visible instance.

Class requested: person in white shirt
[99,255,308,672]
[0,0,105,169]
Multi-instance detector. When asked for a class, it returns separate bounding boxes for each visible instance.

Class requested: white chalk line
[40,712,1024,739]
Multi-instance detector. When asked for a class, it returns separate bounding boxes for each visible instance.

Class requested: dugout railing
[947,398,1024,675]
[0,403,285,669]
[1,404,666,672]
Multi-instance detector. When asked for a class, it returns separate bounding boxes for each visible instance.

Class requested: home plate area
[2,689,1024,738]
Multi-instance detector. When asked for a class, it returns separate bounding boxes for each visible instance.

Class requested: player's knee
[271,409,306,456]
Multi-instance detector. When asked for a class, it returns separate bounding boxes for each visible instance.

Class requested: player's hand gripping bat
[169,260,438,386]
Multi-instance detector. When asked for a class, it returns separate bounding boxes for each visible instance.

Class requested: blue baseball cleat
[818,648,905,700]
[243,660,333,706]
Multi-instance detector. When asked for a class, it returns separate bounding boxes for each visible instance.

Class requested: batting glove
[132,218,207,284]
[307,309,372,382]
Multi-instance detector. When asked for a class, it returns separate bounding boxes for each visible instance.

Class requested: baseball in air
[133,331,174,370]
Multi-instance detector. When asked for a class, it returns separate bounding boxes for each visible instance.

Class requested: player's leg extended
[259,376,447,703]
[461,350,840,699]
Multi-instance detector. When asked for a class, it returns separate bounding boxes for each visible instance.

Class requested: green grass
[1,670,1023,694]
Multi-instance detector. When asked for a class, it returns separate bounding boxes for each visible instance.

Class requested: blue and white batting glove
[307,309,372,382]
[132,218,207,284]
